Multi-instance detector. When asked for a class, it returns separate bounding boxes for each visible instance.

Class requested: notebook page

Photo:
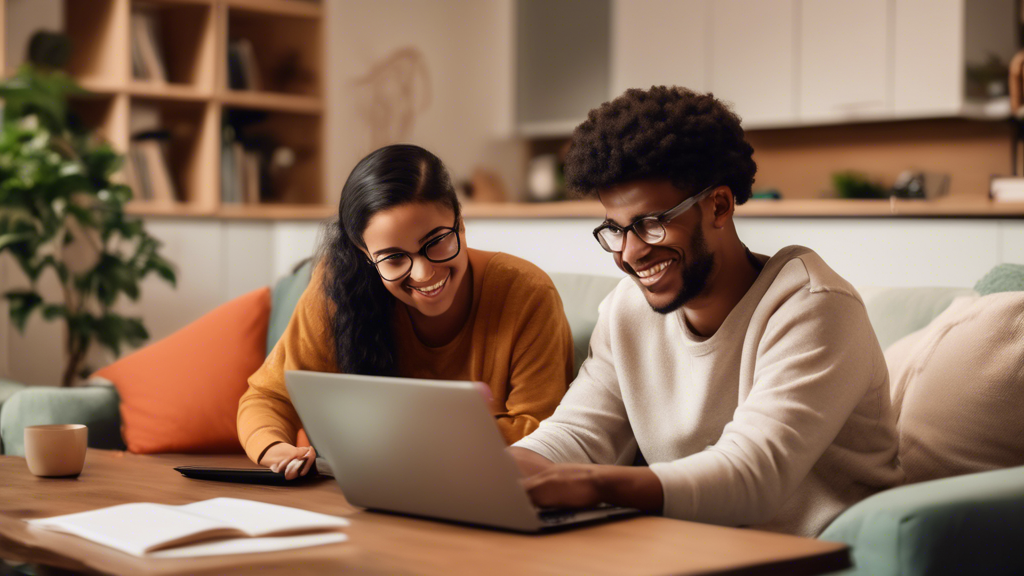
[27,503,236,557]
[150,532,349,558]
[176,498,350,537]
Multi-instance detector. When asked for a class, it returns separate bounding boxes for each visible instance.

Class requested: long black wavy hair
[318,144,461,376]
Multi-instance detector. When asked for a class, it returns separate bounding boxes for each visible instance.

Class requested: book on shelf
[227,38,262,91]
[130,130,179,204]
[131,7,168,83]
[26,497,349,558]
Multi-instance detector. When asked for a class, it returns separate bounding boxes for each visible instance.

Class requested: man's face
[598,180,716,314]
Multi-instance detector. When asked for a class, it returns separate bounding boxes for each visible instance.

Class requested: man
[510,86,903,537]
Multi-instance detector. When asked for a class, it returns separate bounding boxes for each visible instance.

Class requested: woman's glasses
[371,219,461,281]
[592,185,716,253]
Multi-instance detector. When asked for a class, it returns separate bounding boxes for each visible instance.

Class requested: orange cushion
[94,287,271,454]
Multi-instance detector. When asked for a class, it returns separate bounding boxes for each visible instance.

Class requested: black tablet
[173,465,320,485]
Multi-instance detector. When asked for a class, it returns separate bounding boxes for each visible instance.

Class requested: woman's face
[361,202,468,317]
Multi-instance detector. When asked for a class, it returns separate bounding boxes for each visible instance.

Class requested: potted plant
[0,64,176,387]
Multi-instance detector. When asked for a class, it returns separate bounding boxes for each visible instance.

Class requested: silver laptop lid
[285,371,542,531]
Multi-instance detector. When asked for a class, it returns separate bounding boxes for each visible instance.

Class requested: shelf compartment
[130,0,216,90]
[226,6,321,96]
[66,0,128,86]
[222,107,322,206]
[69,93,130,152]
[128,97,220,210]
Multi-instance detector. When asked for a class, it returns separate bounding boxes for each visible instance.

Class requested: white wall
[326,0,524,202]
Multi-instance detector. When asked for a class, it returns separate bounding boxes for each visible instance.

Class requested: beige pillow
[885,292,1024,485]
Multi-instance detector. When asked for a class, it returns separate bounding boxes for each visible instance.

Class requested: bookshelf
[4,0,326,217]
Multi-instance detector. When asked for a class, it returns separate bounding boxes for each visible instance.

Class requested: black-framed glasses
[592,185,716,253]
[371,218,461,281]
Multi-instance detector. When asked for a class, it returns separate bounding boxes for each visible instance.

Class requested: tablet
[173,465,320,486]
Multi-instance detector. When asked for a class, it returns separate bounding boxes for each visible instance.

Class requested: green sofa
[2,262,1022,576]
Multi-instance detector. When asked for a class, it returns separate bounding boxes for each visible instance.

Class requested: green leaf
[0,231,34,251]
[4,290,43,332]
[42,304,68,320]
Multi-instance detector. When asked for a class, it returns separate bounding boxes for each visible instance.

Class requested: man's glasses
[371,219,461,281]
[592,185,716,253]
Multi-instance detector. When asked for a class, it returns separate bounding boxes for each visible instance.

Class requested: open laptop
[285,370,638,532]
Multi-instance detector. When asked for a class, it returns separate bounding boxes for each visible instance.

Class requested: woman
[238,144,573,479]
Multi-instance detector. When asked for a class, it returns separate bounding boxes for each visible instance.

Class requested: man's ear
[710,186,735,228]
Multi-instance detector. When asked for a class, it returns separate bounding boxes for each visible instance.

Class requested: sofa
[2,260,1022,576]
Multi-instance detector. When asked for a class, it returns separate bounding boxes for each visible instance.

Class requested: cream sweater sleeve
[512,293,638,465]
[648,288,886,527]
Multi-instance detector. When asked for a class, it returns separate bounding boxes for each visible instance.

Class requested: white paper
[175,498,349,537]
[28,503,231,557]
[149,532,349,558]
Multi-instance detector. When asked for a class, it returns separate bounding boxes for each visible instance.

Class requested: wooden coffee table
[0,450,850,575]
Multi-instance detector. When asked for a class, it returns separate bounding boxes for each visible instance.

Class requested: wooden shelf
[219,90,322,113]
[223,0,321,18]
[127,82,212,101]
[26,0,327,214]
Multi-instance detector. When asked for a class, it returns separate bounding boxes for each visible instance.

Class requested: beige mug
[24,424,88,477]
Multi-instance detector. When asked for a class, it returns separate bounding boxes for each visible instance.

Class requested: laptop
[285,370,638,532]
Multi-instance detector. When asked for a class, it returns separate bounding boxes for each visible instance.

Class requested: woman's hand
[261,443,317,480]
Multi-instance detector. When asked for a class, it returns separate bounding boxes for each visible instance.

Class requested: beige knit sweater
[515,246,903,537]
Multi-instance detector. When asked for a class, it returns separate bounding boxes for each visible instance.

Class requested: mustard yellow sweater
[238,249,573,464]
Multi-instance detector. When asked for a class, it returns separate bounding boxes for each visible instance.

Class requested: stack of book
[227,39,262,91]
[127,131,179,204]
[126,103,179,204]
[131,7,168,83]
[221,126,262,204]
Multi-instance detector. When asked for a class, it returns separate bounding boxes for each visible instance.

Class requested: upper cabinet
[799,0,891,122]
[610,0,709,96]
[516,0,611,137]
[517,0,1019,135]
[710,0,798,127]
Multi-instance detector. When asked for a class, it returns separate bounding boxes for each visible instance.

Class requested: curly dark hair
[564,86,757,204]
[318,144,460,376]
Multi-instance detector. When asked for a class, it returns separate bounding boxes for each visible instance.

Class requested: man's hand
[520,462,665,512]
[260,443,317,480]
[521,464,605,509]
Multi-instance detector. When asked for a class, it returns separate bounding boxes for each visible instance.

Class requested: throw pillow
[885,292,1024,484]
[974,263,1024,296]
[94,287,271,454]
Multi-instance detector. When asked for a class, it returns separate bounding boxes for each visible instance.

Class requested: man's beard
[651,226,715,315]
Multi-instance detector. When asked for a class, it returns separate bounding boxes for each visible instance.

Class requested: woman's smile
[407,272,450,298]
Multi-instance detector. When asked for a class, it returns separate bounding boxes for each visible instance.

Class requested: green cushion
[820,465,1024,575]
[974,263,1024,296]
[549,273,622,378]
[859,287,976,350]
[267,259,314,355]
[0,385,125,456]
[0,379,26,407]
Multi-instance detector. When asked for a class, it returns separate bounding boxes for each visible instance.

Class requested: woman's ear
[459,218,466,234]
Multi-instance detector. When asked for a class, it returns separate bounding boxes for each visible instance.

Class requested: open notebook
[26,498,350,558]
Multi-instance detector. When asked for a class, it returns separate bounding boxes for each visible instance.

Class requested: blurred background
[2,0,1024,386]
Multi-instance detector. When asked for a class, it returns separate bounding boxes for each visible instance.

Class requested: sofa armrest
[820,466,1024,576]
[0,386,125,456]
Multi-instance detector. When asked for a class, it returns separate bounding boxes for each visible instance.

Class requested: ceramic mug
[24,424,88,477]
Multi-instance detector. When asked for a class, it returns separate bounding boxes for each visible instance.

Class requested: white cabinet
[893,0,963,116]
[710,0,798,126]
[610,0,709,97]
[799,0,892,122]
